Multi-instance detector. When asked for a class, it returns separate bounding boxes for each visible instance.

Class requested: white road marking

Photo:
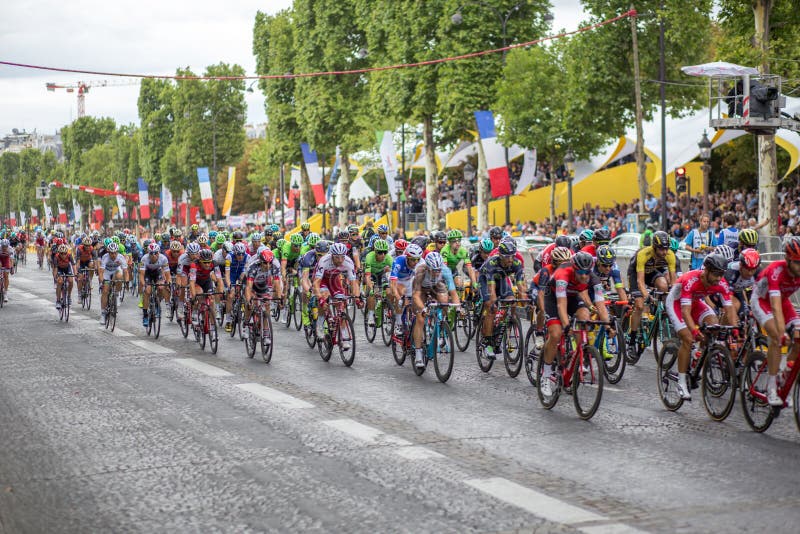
[394,446,445,460]
[129,339,175,354]
[109,327,134,337]
[604,386,625,393]
[175,358,234,377]
[579,524,647,534]
[236,383,314,409]
[322,419,411,446]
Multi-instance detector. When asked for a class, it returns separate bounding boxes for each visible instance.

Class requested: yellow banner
[222,166,236,217]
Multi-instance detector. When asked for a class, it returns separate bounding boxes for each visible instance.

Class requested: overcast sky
[0,0,584,136]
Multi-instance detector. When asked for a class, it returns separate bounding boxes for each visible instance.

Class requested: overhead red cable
[0,10,635,81]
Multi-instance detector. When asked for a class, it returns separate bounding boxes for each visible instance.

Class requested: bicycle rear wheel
[523,325,542,387]
[434,321,455,383]
[601,324,626,385]
[244,316,257,358]
[475,329,494,373]
[199,310,208,350]
[261,310,273,363]
[179,304,190,338]
[454,310,472,352]
[109,301,117,332]
[209,311,219,354]
[739,350,774,432]
[338,314,356,367]
[657,341,683,411]
[153,301,162,339]
[390,316,406,366]
[364,305,377,343]
[503,316,523,378]
[572,345,604,420]
[85,284,92,311]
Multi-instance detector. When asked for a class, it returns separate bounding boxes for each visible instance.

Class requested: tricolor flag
[57,203,67,224]
[137,178,150,219]
[160,184,173,219]
[31,208,39,225]
[300,142,326,205]
[196,167,215,217]
[72,199,82,224]
[326,146,341,202]
[9,212,16,226]
[43,201,53,223]
[222,167,236,217]
[114,182,127,219]
[474,110,511,198]
[376,131,400,202]
[514,148,538,195]
[94,204,104,224]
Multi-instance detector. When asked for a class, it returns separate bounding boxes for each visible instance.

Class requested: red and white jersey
[753,260,800,300]
[669,269,732,307]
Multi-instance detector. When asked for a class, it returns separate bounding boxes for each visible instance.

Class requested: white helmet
[424,251,444,270]
[405,244,423,259]
[330,243,348,256]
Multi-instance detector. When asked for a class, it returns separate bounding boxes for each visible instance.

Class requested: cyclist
[425,231,448,256]
[487,226,503,249]
[0,239,14,302]
[363,239,393,327]
[225,243,251,332]
[98,242,128,324]
[582,228,611,258]
[189,249,224,324]
[244,248,282,332]
[577,229,594,252]
[248,232,263,256]
[478,239,527,359]
[35,230,46,267]
[469,238,494,272]
[389,243,423,334]
[177,243,202,317]
[735,227,759,261]
[347,225,364,272]
[139,243,171,327]
[376,224,393,248]
[213,241,233,322]
[441,229,476,288]
[280,233,305,322]
[74,237,96,296]
[410,251,460,368]
[52,243,75,309]
[301,233,320,255]
[665,253,736,400]
[299,222,312,242]
[540,251,613,397]
[392,238,408,259]
[187,224,200,243]
[594,245,627,303]
[529,246,574,346]
[627,230,677,347]
[750,236,800,406]
[299,240,329,331]
[312,242,362,341]
[723,248,761,320]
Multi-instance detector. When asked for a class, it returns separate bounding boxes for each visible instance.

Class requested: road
[1,262,799,533]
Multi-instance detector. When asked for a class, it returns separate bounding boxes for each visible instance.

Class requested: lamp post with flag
[464,163,476,238]
[564,149,576,233]
[698,131,712,215]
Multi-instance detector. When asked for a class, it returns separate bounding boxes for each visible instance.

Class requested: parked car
[609,232,690,272]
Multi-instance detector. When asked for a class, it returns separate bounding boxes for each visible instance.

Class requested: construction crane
[46,79,140,118]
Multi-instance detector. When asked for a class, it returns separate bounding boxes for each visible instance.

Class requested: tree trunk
[423,115,439,230]
[476,139,489,232]
[754,0,778,235]
[340,155,351,226]
[630,7,648,214]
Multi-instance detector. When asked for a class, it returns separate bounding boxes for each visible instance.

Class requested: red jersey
[670,269,732,307]
[76,244,95,263]
[753,260,800,300]
[580,244,597,257]
[189,262,220,282]
[54,252,74,270]
[537,243,556,266]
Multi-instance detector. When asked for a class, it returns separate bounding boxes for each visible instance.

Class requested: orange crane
[46,79,140,118]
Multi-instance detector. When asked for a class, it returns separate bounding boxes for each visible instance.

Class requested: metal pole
[702,162,710,215]
[567,176,573,232]
[211,120,217,221]
[279,163,286,229]
[658,2,668,231]
[400,124,405,233]
[467,186,473,237]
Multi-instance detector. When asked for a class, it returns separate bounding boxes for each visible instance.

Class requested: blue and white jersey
[229,252,250,281]
[390,255,416,282]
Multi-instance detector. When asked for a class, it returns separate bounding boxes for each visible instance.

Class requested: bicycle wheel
[305,317,317,348]
[536,354,560,409]
[260,310,273,363]
[739,350,774,432]
[153,301,162,339]
[347,297,357,323]
[621,315,644,365]
[524,325,542,387]
[793,378,800,434]
[652,311,673,359]
[573,345,604,420]
[701,346,735,421]
[109,300,117,332]
[434,321,455,383]
[338,314,356,367]
[209,311,219,355]
[656,341,683,411]
[364,305,377,344]
[146,305,153,336]
[292,291,302,331]
[179,304,190,338]
[390,316,406,366]
[0,287,4,309]
[64,296,70,322]
[244,315,256,358]
[601,324,626,385]
[381,304,394,346]
[475,329,494,373]
[238,302,247,341]
[454,309,472,352]
[503,316,523,378]
[85,283,92,311]
[317,317,333,362]
[199,309,207,350]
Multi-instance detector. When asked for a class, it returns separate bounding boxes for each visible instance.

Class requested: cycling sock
[767,374,777,389]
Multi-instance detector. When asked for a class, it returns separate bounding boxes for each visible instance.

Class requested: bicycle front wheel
[475,329,494,373]
[209,311,219,355]
[656,341,683,411]
[739,350,774,432]
[381,304,394,347]
[503,316,523,378]
[245,316,257,358]
[199,310,208,350]
[153,302,162,339]
[602,324,626,385]
[434,321,455,383]
[292,291,302,331]
[536,355,560,409]
[261,310,273,363]
[338,314,356,367]
[701,346,736,421]
[317,318,333,362]
[523,325,542,387]
[572,345,604,420]
[454,309,472,352]
[364,305,377,344]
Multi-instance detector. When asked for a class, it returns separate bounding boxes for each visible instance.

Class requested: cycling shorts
[320,274,347,298]
[543,293,587,327]
[628,269,667,296]
[752,293,800,329]
[194,278,213,294]
[56,265,74,277]
[143,270,163,285]
[666,296,715,333]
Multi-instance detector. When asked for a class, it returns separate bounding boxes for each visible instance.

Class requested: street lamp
[291,182,300,226]
[395,172,404,234]
[698,130,712,215]
[464,163,476,237]
[330,168,338,231]
[563,148,576,233]
[262,185,271,225]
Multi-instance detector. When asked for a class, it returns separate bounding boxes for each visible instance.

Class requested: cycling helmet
[447,229,463,241]
[568,235,581,251]
[300,222,311,231]
[153,233,161,241]
[186,242,201,254]
[57,244,68,254]
[410,235,430,249]
[251,232,263,243]
[233,231,244,241]
[424,251,444,270]
[275,239,286,250]
[111,236,121,244]
[652,231,670,248]
[489,226,503,239]
[784,236,800,261]
[336,230,349,242]
[373,239,389,253]
[362,227,375,241]
[593,228,611,244]
[572,251,594,271]
[713,244,735,262]
[126,236,136,244]
[596,245,616,265]
[307,233,321,247]
[431,230,447,243]
[316,240,331,254]
[222,241,233,253]
[550,246,573,265]
[579,229,594,243]
[263,227,274,237]
[103,238,112,247]
[330,242,348,256]
[479,238,494,253]
[553,235,571,248]
[394,239,409,254]
[170,241,182,251]
[269,224,280,233]
[147,242,160,254]
[191,224,199,232]
[405,244,423,259]
[198,249,213,261]
[74,237,83,246]
[740,248,761,269]
[348,225,359,236]
[232,243,247,255]
[498,239,517,256]
[123,228,131,235]
[703,253,728,273]
[106,242,119,253]
[197,235,209,245]
[209,231,218,239]
[215,234,226,244]
[260,248,274,263]
[377,224,389,233]
[739,228,759,247]
[173,229,183,238]
[289,233,303,246]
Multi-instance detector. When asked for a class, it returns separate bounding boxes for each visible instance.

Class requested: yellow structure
[446,161,706,230]
[287,213,323,235]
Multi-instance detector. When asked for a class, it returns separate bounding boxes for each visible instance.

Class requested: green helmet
[275,238,286,250]
[154,233,161,241]
[447,229,463,241]
[300,222,311,231]
[739,228,759,247]
[111,236,121,244]
[307,233,321,247]
[479,238,494,253]
[215,234,226,244]
[290,233,303,246]
[373,239,389,252]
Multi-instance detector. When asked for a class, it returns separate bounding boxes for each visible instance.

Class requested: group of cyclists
[3,213,800,427]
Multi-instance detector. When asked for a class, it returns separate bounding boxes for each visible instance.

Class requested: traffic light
[675,167,688,193]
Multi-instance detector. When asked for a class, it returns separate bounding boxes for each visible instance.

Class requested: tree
[60,116,117,183]
[138,79,175,190]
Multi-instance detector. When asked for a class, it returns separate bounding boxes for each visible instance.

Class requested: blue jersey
[442,266,456,291]
[229,253,250,281]
[299,250,318,274]
[716,227,739,249]
[390,256,416,282]
[592,263,623,292]
[128,243,143,261]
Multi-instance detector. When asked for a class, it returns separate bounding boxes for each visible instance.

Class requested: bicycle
[144,282,165,339]
[77,268,93,310]
[390,298,413,366]
[363,280,389,344]
[284,271,302,330]
[740,327,800,433]
[192,291,223,354]
[36,246,44,269]
[453,280,477,352]
[103,279,122,332]
[523,304,546,387]
[167,279,180,322]
[228,283,245,338]
[317,294,357,367]
[178,286,192,339]
[536,319,608,420]
[0,267,9,309]
[56,274,75,322]
[623,290,673,365]
[593,299,628,385]
[244,296,275,363]
[475,298,527,378]
[657,324,737,421]
[415,302,458,383]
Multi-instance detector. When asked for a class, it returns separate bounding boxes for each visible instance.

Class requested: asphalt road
[1,263,799,533]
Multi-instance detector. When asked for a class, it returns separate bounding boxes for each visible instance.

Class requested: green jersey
[441,243,470,271]
[363,250,392,277]
[280,241,303,263]
[300,243,312,256]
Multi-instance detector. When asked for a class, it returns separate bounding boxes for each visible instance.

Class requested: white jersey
[314,253,357,281]
[100,253,128,273]
[140,253,169,273]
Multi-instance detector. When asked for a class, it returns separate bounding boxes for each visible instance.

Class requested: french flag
[196,167,216,217]
[474,110,511,198]
[57,204,67,224]
[300,143,326,206]
[94,204,104,224]
[137,178,150,220]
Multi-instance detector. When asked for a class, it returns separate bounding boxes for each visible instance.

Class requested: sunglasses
[199,260,212,265]
[435,240,446,245]
[375,251,386,255]
[575,268,591,275]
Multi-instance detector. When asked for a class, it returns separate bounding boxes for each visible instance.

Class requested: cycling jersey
[53,252,74,275]
[411,262,448,295]
[177,252,197,274]
[469,248,488,271]
[488,248,525,266]
[298,250,319,275]
[751,260,800,328]
[314,253,357,297]
[140,253,169,282]
[550,265,605,302]
[212,249,230,271]
[363,250,392,277]
[441,243,471,272]
[580,243,597,257]
[666,269,731,332]
[0,247,15,270]
[229,253,250,282]
[280,242,303,265]
[189,262,220,284]
[630,246,677,275]
[75,244,96,265]
[536,243,556,269]
[390,256,416,282]
[99,253,128,280]
[593,262,624,292]
[166,250,182,269]
[246,260,281,293]
[724,261,761,293]
[479,255,525,285]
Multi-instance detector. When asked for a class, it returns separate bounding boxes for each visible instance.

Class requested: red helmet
[53,237,63,246]
[785,236,800,261]
[394,239,408,254]
[123,228,131,235]
[260,249,275,263]
[740,248,761,269]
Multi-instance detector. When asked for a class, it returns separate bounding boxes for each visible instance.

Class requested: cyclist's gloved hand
[355,296,365,309]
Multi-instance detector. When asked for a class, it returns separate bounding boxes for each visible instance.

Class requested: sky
[0,0,585,137]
